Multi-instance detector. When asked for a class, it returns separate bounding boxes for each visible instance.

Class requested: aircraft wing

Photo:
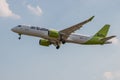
[59,16,94,40]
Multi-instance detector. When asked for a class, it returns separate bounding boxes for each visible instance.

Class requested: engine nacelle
[39,39,51,46]
[48,30,59,38]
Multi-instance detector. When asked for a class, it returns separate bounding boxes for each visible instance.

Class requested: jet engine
[39,39,51,46]
[48,30,59,38]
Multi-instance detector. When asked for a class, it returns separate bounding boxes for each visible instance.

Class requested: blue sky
[0,0,120,80]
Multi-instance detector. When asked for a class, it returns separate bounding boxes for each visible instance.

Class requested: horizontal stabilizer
[100,35,116,42]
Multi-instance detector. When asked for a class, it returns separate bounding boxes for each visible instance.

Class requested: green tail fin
[93,24,110,38]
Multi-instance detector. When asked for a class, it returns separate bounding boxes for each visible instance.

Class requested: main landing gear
[55,40,65,49]
[60,35,66,44]
[18,34,21,40]
[62,40,66,44]
[55,42,60,49]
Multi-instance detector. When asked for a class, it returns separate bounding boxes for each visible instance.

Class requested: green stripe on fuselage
[83,37,104,45]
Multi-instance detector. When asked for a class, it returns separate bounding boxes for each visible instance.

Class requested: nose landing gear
[18,34,21,40]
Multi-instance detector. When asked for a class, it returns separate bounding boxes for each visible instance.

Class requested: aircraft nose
[11,28,16,32]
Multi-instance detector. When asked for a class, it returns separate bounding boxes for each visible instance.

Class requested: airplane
[11,16,116,49]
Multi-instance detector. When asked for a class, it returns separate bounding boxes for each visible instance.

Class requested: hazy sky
[0,0,120,80]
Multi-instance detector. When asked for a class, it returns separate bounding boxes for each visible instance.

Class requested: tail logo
[96,33,105,37]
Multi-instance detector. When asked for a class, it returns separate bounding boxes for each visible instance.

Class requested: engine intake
[39,39,51,46]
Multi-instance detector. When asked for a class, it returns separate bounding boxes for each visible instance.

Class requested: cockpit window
[18,25,21,27]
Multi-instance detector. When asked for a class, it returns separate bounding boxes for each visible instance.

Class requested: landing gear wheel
[56,46,60,49]
[18,37,21,40]
[62,40,66,44]
[60,37,66,44]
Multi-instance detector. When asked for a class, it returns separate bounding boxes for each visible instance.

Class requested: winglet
[89,16,95,21]
[78,16,95,25]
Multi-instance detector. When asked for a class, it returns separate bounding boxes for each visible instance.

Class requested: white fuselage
[11,25,91,44]
[66,34,90,44]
